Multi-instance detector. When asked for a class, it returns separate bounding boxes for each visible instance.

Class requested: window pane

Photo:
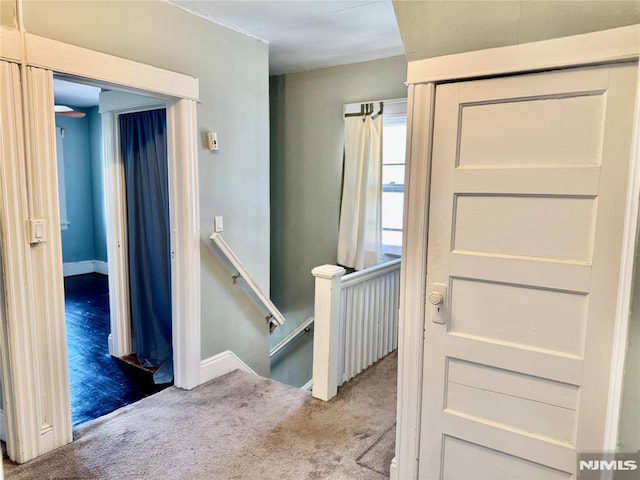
[382,113,406,254]
[383,123,407,166]
[382,191,404,230]
[382,229,402,248]
[383,165,404,186]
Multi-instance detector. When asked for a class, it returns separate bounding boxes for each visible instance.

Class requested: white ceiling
[53,1,405,106]
[168,0,405,75]
[53,78,101,108]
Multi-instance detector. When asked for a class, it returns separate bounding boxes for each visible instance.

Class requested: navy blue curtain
[120,109,172,384]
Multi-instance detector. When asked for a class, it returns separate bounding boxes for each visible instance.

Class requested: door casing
[98,91,169,359]
[0,26,201,463]
[393,24,640,480]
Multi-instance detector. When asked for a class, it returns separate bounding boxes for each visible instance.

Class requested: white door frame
[0,26,201,463]
[98,91,170,359]
[393,24,640,480]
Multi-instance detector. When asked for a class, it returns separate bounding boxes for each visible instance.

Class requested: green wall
[269,55,407,387]
[23,0,271,376]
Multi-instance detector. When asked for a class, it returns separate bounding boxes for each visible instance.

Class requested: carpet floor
[5,351,397,480]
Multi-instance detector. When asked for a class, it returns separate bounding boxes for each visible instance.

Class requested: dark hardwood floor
[65,273,169,427]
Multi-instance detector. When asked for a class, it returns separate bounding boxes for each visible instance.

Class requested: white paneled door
[420,63,638,479]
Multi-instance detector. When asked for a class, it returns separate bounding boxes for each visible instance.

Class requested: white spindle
[312,259,401,401]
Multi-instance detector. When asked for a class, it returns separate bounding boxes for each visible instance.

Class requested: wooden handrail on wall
[208,233,286,332]
[269,316,314,359]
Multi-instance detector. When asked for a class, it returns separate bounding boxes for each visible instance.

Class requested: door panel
[442,437,571,480]
[453,195,596,260]
[458,93,605,167]
[449,279,587,354]
[420,63,637,478]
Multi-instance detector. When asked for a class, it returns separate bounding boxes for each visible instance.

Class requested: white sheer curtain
[337,112,383,270]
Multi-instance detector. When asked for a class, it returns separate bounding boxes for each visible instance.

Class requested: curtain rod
[344,102,383,119]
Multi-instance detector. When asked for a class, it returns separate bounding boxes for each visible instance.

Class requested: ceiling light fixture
[54,105,86,118]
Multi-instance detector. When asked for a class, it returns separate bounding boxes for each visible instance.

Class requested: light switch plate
[29,219,46,244]
[214,216,224,232]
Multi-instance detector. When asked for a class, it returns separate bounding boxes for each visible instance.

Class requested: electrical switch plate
[29,219,46,244]
[214,216,224,232]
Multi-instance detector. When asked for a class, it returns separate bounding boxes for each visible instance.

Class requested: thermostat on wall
[206,132,219,151]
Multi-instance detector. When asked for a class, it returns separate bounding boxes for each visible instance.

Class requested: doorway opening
[53,77,172,427]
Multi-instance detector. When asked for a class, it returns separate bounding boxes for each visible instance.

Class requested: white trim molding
[0,26,199,101]
[98,92,166,361]
[396,24,640,480]
[62,260,108,277]
[100,107,132,359]
[200,350,257,384]
[26,33,198,101]
[394,83,434,480]
[604,49,640,452]
[94,261,108,276]
[390,457,398,480]
[0,27,20,63]
[407,24,640,85]
[22,65,72,460]
[300,379,313,391]
[167,99,201,390]
[0,60,38,463]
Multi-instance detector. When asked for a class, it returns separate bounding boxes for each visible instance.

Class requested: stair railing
[208,233,285,332]
[311,258,401,401]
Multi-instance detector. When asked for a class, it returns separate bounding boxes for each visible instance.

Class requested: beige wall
[394,0,640,61]
[0,0,15,27]
[22,0,272,375]
[269,55,407,386]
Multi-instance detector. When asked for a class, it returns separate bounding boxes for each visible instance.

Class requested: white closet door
[419,62,638,479]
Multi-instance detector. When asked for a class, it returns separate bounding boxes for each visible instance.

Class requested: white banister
[341,258,401,287]
[312,259,401,401]
[311,264,346,401]
[208,233,286,332]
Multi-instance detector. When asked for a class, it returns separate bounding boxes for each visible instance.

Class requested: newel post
[311,264,346,401]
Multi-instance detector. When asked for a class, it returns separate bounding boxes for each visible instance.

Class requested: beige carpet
[357,424,396,476]
[5,351,397,480]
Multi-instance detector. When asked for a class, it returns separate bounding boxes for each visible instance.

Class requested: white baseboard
[200,350,257,384]
[390,456,398,480]
[301,379,313,391]
[63,260,108,277]
[93,260,108,275]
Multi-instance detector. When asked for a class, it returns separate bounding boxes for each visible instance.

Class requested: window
[381,104,407,256]
[341,98,407,264]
